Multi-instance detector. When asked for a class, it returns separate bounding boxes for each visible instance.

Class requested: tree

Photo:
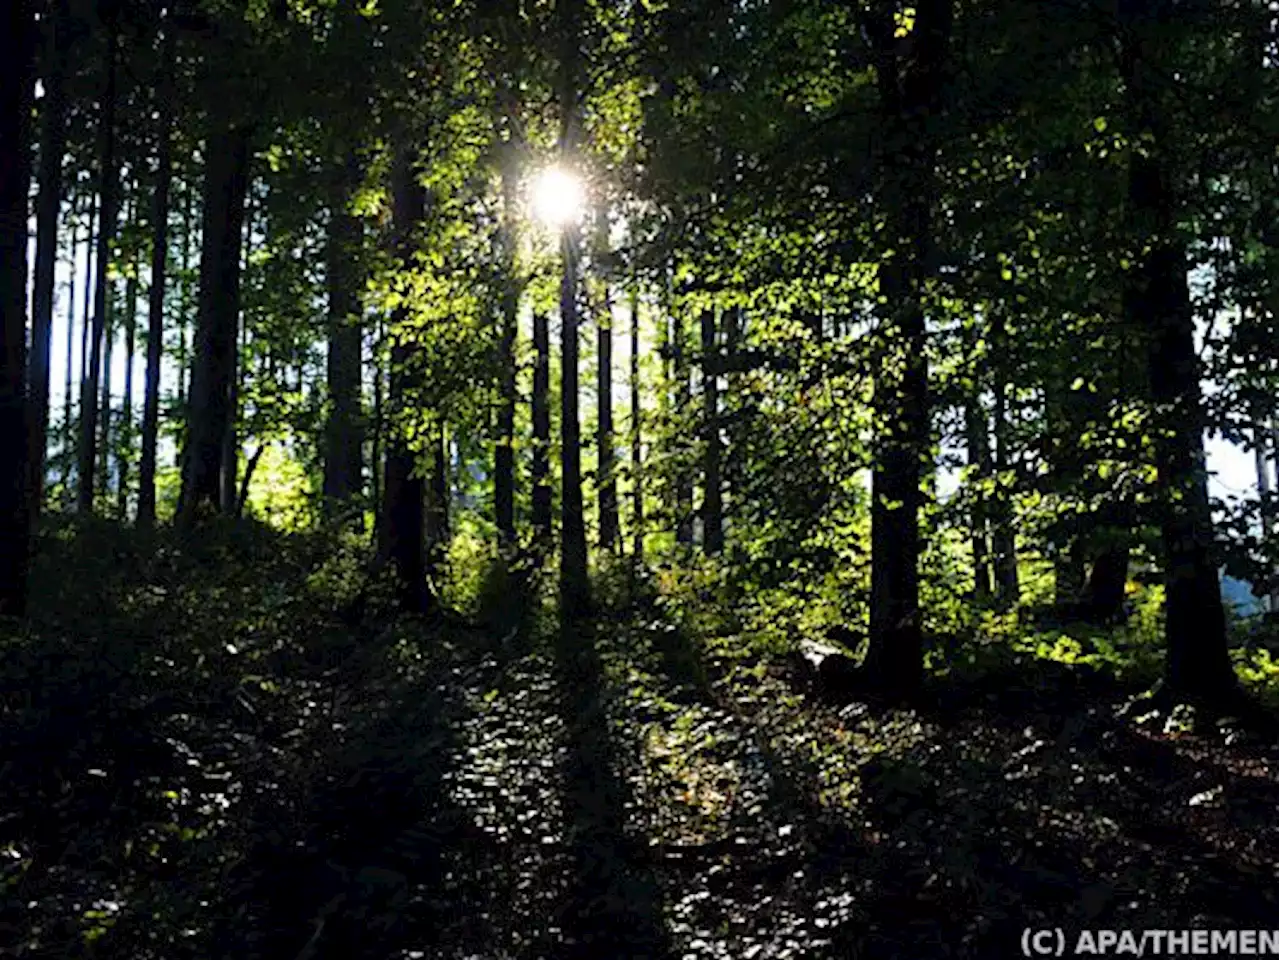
[1119,0,1236,703]
[322,160,365,511]
[0,0,35,615]
[138,19,175,528]
[77,13,119,514]
[27,0,72,518]
[862,0,952,696]
[700,307,722,554]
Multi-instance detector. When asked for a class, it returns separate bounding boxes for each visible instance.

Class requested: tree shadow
[551,614,675,960]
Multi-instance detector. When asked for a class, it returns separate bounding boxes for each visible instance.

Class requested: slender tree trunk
[990,358,1019,610]
[493,160,519,547]
[98,271,115,504]
[672,309,693,545]
[179,114,251,522]
[378,140,428,610]
[426,421,449,565]
[323,164,365,509]
[116,261,139,517]
[964,393,993,603]
[1121,0,1235,703]
[1257,421,1277,613]
[217,293,240,519]
[700,308,723,554]
[370,315,383,521]
[557,0,588,617]
[78,23,119,514]
[629,286,643,563]
[79,194,97,454]
[138,22,174,527]
[28,0,71,518]
[60,198,80,496]
[597,282,619,552]
[0,0,35,615]
[863,0,950,696]
[531,310,552,544]
[236,442,265,517]
[175,183,193,470]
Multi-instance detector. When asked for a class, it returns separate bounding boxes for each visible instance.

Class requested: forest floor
[2,522,1276,959]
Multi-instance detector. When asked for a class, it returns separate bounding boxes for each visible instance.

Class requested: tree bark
[60,196,81,497]
[323,163,365,509]
[700,308,722,554]
[493,159,518,546]
[597,280,619,552]
[964,393,993,603]
[378,140,428,610]
[863,0,950,696]
[0,0,35,616]
[137,21,174,528]
[531,310,552,544]
[98,262,115,503]
[672,308,693,545]
[1121,0,1236,703]
[78,22,119,514]
[629,286,644,563]
[990,352,1019,610]
[178,112,251,522]
[27,0,71,518]
[116,256,139,517]
[557,0,589,618]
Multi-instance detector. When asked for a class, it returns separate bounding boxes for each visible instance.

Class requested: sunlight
[530,166,585,228]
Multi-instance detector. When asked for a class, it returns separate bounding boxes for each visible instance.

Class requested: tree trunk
[597,281,619,552]
[179,115,251,522]
[672,309,693,545]
[494,160,519,546]
[863,0,950,696]
[378,140,428,610]
[138,22,174,528]
[116,260,139,517]
[236,442,265,518]
[1085,541,1129,622]
[78,23,119,514]
[370,314,383,521]
[990,357,1019,610]
[557,0,589,618]
[1121,0,1236,703]
[98,271,115,503]
[629,286,643,563]
[531,310,552,544]
[700,308,722,554]
[60,197,81,497]
[1257,421,1277,613]
[426,422,449,565]
[964,393,993,603]
[323,165,365,509]
[27,0,70,519]
[0,0,35,616]
[175,183,194,469]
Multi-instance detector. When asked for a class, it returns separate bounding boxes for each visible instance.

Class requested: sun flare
[530,166,585,227]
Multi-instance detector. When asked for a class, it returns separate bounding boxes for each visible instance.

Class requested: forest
[0,0,1277,956]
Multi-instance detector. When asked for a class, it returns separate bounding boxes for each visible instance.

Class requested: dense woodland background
[0,0,1277,957]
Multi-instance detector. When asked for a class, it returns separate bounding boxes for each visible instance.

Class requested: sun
[530,166,585,227]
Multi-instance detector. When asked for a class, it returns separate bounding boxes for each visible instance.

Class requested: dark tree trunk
[179,115,251,522]
[964,393,993,603]
[60,196,81,497]
[990,356,1019,610]
[0,0,35,616]
[557,0,588,618]
[137,22,174,527]
[98,270,115,503]
[174,183,193,469]
[236,442,265,517]
[323,164,365,509]
[1121,0,1236,703]
[116,261,139,517]
[220,226,249,516]
[629,286,643,563]
[370,314,383,521]
[379,141,428,610]
[863,0,950,696]
[531,310,552,544]
[672,309,693,545]
[1085,541,1129,622]
[700,308,722,554]
[426,422,449,565]
[78,23,119,514]
[28,0,71,518]
[494,161,518,546]
[597,281,619,552]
